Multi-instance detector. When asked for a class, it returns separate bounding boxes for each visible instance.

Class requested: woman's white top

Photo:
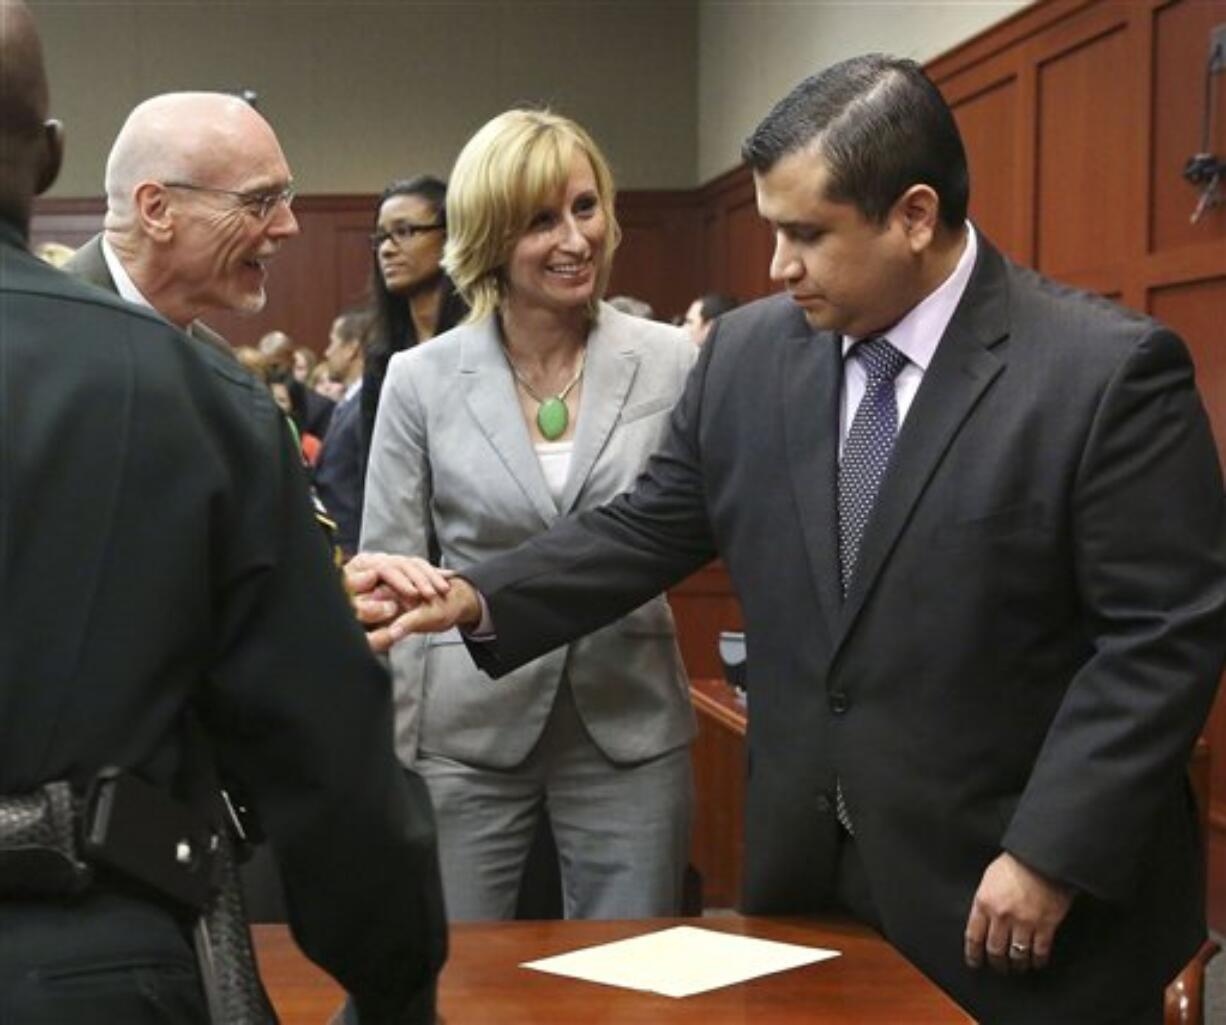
[535,439,574,505]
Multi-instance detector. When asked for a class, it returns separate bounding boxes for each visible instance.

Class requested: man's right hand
[344,552,482,653]
[381,577,481,648]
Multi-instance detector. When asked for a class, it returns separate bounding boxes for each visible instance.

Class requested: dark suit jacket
[63,233,234,359]
[1,222,445,1023]
[300,384,336,440]
[463,236,1226,1022]
[315,386,364,558]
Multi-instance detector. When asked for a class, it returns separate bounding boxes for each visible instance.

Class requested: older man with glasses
[65,90,299,357]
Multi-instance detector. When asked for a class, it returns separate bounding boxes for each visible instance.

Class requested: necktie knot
[854,336,908,385]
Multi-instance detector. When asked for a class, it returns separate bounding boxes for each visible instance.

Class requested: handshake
[343,552,484,653]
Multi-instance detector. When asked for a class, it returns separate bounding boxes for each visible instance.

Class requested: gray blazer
[362,303,697,769]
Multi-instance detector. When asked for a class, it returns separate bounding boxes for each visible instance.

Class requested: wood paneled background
[29,0,1226,930]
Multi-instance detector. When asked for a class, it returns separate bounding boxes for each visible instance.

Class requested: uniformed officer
[0,3,445,1022]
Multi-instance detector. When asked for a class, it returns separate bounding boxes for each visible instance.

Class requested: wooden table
[253,916,971,1023]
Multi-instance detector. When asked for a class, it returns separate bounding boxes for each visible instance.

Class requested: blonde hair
[443,109,621,323]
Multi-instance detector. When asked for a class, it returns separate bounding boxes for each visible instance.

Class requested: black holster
[180,713,279,1025]
[192,822,278,1025]
[0,762,277,1024]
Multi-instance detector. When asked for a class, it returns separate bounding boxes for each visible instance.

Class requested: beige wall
[697,1,1032,182]
[33,0,698,197]
[33,0,1034,198]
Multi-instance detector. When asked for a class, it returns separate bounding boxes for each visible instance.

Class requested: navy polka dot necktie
[834,337,907,836]
[837,337,909,597]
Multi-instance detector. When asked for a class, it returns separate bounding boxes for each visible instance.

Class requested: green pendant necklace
[506,348,586,441]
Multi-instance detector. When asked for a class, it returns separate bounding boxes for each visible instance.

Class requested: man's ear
[133,181,174,242]
[892,184,940,254]
[34,119,63,196]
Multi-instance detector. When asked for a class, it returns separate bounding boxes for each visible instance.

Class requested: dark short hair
[699,293,739,322]
[741,54,968,230]
[331,307,371,345]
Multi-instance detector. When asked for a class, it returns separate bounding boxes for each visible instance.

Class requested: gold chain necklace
[504,348,586,441]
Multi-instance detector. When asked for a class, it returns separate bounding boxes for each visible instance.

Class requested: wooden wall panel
[28,201,104,251]
[1151,0,1226,253]
[950,75,1024,260]
[334,213,381,318]
[608,191,703,324]
[1035,21,1132,277]
[30,190,702,350]
[724,200,773,303]
[696,167,774,305]
[1150,275,1226,473]
[702,212,721,298]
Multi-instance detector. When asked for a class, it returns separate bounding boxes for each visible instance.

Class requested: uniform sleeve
[1003,326,1226,901]
[205,413,446,1024]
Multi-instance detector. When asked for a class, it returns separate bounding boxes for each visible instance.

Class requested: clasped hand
[344,552,481,653]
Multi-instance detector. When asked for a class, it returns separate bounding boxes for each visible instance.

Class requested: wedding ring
[1009,941,1030,955]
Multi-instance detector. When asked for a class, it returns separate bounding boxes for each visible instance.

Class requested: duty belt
[0,780,93,899]
[0,771,217,909]
[0,771,277,1024]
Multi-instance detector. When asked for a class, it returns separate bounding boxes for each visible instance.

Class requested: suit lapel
[781,317,844,635]
[65,235,117,293]
[836,242,1011,640]
[460,318,558,527]
[559,313,638,513]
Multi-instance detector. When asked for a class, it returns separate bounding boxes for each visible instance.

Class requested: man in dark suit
[260,329,337,439]
[362,55,1225,1023]
[63,89,300,358]
[315,308,372,558]
[0,4,444,1021]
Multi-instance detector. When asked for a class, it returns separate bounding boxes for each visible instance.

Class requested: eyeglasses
[161,181,296,221]
[370,222,445,250]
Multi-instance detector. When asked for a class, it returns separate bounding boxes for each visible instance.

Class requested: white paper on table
[520,925,840,998]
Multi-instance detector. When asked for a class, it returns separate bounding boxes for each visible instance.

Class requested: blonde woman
[361,110,696,920]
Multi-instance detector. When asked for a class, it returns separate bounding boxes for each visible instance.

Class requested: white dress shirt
[100,236,157,312]
[839,222,978,454]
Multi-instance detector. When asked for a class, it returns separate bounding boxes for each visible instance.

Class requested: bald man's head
[100,91,298,327]
[0,0,63,234]
[105,92,275,228]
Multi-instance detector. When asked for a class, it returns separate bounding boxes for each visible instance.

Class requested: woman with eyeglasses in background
[360,176,469,465]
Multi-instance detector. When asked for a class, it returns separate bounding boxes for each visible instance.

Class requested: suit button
[829,692,850,715]
[815,793,832,814]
